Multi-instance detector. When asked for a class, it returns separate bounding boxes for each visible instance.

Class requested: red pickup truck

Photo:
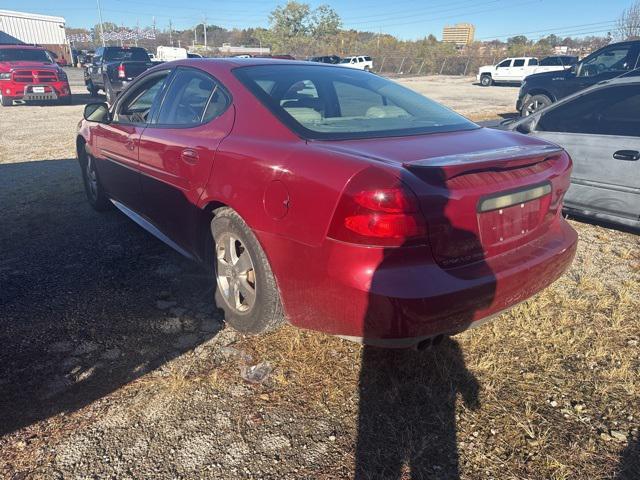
[0,45,72,106]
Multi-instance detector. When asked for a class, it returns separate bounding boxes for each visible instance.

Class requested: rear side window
[156,68,230,126]
[513,59,525,67]
[540,57,561,66]
[364,56,372,61]
[537,85,640,137]
[234,64,477,140]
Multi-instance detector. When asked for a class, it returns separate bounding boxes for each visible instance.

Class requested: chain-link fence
[372,55,500,77]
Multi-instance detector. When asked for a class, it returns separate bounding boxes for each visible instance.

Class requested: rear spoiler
[404,144,564,180]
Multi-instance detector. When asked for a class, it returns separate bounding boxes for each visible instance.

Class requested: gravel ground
[0,68,638,479]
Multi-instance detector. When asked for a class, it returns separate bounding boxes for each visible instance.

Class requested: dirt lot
[0,68,638,479]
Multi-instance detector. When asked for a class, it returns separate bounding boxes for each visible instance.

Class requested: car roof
[0,44,46,50]
[168,57,328,70]
[509,71,640,129]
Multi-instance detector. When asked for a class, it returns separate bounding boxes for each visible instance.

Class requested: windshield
[234,64,477,140]
[0,49,52,63]
[104,48,149,62]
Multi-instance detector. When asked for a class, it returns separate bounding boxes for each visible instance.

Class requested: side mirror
[84,102,111,123]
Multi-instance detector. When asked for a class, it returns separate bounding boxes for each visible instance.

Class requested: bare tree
[616,1,640,40]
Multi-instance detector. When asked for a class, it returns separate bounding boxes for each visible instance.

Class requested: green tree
[310,5,341,38]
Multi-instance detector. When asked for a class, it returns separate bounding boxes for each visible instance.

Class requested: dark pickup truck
[84,46,154,103]
[518,40,640,116]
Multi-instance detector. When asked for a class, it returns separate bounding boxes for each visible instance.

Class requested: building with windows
[442,23,475,47]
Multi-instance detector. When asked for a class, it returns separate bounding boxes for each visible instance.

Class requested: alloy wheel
[86,156,98,200]
[216,233,257,313]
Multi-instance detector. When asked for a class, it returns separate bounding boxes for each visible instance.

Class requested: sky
[0,0,633,41]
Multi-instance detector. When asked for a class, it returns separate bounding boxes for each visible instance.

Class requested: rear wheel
[211,208,284,334]
[87,81,99,97]
[480,74,493,87]
[521,94,552,116]
[105,80,116,105]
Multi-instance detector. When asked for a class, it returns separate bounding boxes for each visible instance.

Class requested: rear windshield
[0,48,52,63]
[104,48,149,62]
[234,65,477,140]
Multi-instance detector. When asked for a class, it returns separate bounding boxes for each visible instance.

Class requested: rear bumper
[259,217,577,346]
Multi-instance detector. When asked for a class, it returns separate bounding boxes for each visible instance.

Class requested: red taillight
[117,64,126,79]
[328,168,427,247]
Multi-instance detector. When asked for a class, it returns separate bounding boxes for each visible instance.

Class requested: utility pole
[135,19,139,47]
[169,19,173,46]
[204,15,207,51]
[96,0,106,47]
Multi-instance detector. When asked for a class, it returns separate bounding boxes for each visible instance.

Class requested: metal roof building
[0,9,69,59]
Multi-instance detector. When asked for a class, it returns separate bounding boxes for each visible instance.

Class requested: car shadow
[0,158,223,436]
[616,437,640,479]
[355,168,496,478]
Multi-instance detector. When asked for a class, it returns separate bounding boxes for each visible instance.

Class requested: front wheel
[521,94,552,116]
[0,93,13,106]
[480,74,493,87]
[81,153,111,211]
[211,208,284,334]
[87,81,99,97]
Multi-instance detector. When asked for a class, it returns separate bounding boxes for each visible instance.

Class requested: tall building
[442,23,475,47]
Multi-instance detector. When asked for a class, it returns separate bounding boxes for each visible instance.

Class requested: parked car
[532,55,578,75]
[309,55,341,64]
[504,74,639,229]
[156,46,188,62]
[517,40,640,116]
[84,46,154,103]
[477,57,549,86]
[340,55,373,71]
[0,45,71,106]
[77,59,577,347]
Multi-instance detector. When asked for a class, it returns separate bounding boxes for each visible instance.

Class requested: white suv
[339,55,373,71]
[477,57,549,86]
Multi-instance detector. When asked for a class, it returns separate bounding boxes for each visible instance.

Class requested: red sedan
[77,59,577,348]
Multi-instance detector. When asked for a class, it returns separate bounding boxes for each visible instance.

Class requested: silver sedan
[505,73,640,229]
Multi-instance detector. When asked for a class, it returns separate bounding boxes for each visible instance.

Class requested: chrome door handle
[613,150,640,161]
[180,148,199,164]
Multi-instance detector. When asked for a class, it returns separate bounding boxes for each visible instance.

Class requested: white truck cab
[477,57,542,86]
[339,55,373,71]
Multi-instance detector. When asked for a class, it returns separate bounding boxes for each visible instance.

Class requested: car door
[92,70,171,212]
[530,83,640,224]
[137,67,234,251]
[509,58,526,82]
[493,59,512,81]
[561,43,640,99]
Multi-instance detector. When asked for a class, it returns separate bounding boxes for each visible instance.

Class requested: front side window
[234,65,477,140]
[578,46,634,77]
[156,68,230,126]
[114,73,169,124]
[0,48,52,63]
[537,84,640,137]
[513,59,525,67]
[497,59,512,68]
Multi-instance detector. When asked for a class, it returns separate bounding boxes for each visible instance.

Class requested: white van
[156,46,188,62]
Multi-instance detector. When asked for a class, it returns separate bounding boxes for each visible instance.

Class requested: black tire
[480,74,493,87]
[521,94,552,116]
[105,79,116,105]
[87,81,99,97]
[1,94,13,106]
[210,208,284,334]
[80,151,111,212]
